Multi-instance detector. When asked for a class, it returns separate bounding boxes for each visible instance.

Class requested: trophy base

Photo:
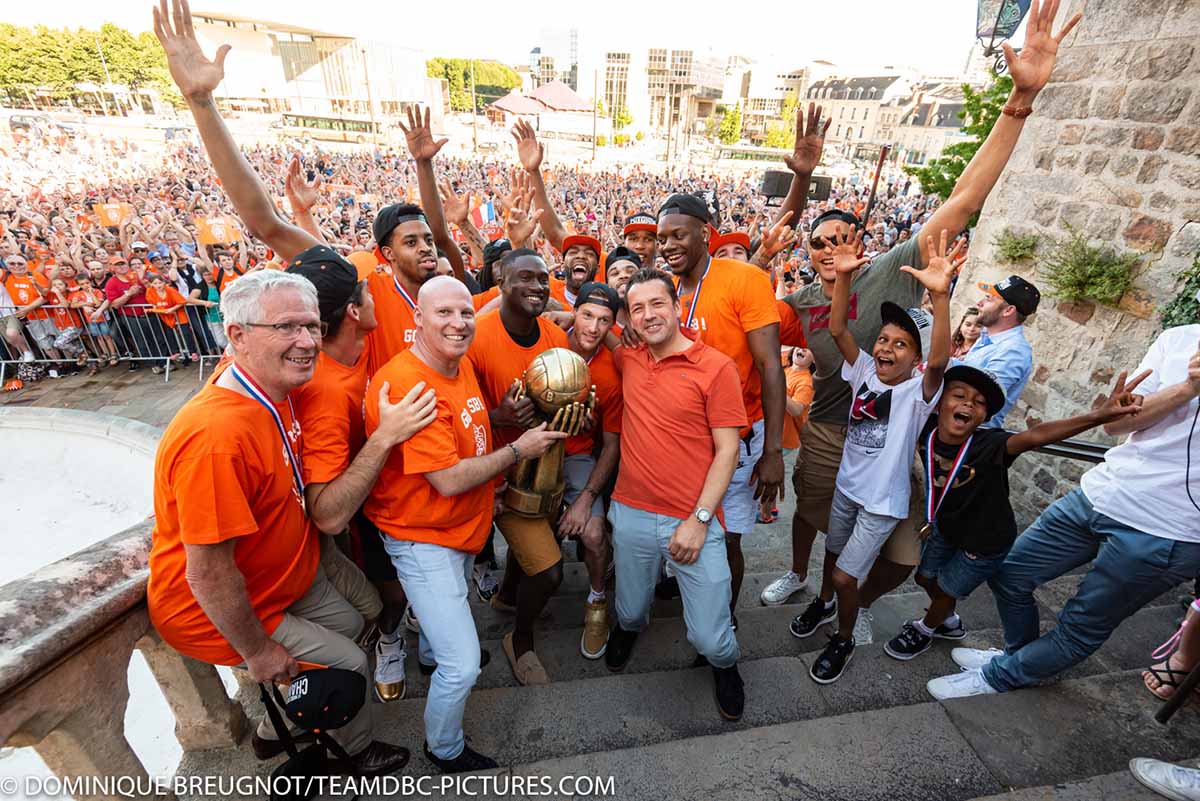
[504,484,565,519]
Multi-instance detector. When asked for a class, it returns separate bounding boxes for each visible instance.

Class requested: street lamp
[975,0,1032,73]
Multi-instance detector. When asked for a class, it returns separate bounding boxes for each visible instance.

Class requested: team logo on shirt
[932,452,977,490]
[472,424,487,456]
[847,383,892,450]
[808,294,859,331]
[684,318,709,332]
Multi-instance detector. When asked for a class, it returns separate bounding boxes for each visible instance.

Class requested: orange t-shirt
[467,310,569,446]
[612,331,748,521]
[364,269,419,377]
[217,266,245,292]
[676,258,781,424]
[3,272,49,320]
[363,349,494,553]
[47,291,82,329]
[565,344,623,456]
[147,383,319,666]
[549,276,571,309]
[69,287,106,318]
[348,250,381,281]
[778,299,809,348]
[145,285,190,327]
[782,368,815,450]
[293,350,370,486]
[473,285,500,311]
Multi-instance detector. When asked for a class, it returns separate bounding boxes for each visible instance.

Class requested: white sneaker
[373,637,407,702]
[403,604,420,634]
[852,608,874,645]
[927,668,998,701]
[1130,758,1200,801]
[951,647,1003,670]
[760,571,807,606]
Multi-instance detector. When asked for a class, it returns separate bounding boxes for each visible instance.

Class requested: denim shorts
[86,321,111,337]
[917,529,1009,600]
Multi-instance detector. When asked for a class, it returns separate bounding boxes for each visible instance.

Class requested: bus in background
[276,114,386,145]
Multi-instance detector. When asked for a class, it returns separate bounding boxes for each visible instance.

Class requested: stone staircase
[178,510,1200,800]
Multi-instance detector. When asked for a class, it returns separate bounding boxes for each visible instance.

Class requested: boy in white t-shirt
[800,228,959,684]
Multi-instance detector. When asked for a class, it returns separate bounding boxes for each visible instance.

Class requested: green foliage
[904,74,1013,200]
[426,58,521,112]
[613,107,633,131]
[763,91,799,149]
[718,104,742,145]
[635,130,644,141]
[1159,252,1200,329]
[0,22,175,104]
[613,133,629,146]
[1039,226,1139,307]
[595,134,607,147]
[992,227,1039,263]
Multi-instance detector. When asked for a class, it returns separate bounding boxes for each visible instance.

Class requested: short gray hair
[221,270,318,333]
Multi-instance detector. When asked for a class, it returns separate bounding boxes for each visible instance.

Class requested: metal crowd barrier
[1,303,226,387]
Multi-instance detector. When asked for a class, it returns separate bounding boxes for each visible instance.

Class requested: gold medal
[918,522,934,540]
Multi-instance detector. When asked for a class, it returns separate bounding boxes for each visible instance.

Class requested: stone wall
[960,0,1200,527]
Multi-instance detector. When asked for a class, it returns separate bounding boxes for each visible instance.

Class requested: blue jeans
[917,529,1008,600]
[382,537,480,760]
[982,489,1200,692]
[609,500,740,668]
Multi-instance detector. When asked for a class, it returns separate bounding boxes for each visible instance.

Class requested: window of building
[859,126,865,139]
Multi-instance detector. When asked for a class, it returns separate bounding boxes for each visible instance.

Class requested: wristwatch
[694,507,713,524]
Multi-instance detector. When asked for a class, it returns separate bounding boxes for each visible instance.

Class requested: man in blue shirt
[962,275,1040,428]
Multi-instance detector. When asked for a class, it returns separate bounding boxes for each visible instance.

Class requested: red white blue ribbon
[229,363,305,500]
[925,429,971,530]
[393,273,416,310]
[678,258,711,330]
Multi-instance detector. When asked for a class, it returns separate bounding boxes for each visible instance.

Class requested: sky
[2,1,1000,78]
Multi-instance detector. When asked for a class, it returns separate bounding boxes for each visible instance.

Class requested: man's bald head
[414,275,476,362]
[417,274,472,311]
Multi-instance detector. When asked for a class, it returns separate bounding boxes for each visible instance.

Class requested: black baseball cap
[282,668,365,733]
[944,365,1006,419]
[371,203,427,249]
[483,238,512,267]
[286,244,359,323]
[812,208,861,229]
[576,280,621,316]
[623,212,657,235]
[880,301,933,357]
[657,194,710,224]
[605,246,642,271]
[979,275,1041,316]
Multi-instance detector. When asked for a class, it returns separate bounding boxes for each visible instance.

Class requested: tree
[613,107,632,131]
[904,74,1013,200]
[718,104,742,145]
[427,57,521,112]
[763,90,799,149]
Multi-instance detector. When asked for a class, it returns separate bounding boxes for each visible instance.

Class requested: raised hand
[1094,370,1151,422]
[438,178,469,227]
[902,230,964,297]
[759,210,797,259]
[1005,0,1083,98]
[511,119,544,173]
[784,103,831,176]
[825,228,869,276]
[284,155,321,214]
[152,0,230,102]
[400,107,448,162]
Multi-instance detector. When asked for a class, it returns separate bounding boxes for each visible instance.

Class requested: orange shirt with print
[612,330,748,522]
[782,368,815,450]
[364,349,494,553]
[565,344,622,456]
[217,267,245,292]
[145,285,190,327]
[364,268,419,377]
[677,258,780,424]
[3,272,50,321]
[467,310,569,447]
[46,291,82,329]
[147,383,319,666]
[293,351,370,486]
[69,288,105,319]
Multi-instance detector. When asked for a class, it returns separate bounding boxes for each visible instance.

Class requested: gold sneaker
[580,599,609,659]
[373,637,407,702]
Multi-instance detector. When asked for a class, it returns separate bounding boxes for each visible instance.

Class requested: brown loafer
[503,632,549,686]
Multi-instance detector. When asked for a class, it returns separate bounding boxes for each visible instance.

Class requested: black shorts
[357,512,399,583]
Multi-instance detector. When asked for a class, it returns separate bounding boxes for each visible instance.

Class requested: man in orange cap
[710,232,752,263]
[559,233,603,306]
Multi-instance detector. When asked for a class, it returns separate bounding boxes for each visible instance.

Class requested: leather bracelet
[507,442,521,463]
[1002,104,1033,119]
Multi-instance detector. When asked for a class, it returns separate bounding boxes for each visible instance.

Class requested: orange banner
[194,215,243,245]
[92,203,134,227]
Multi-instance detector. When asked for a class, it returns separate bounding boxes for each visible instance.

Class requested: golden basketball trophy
[504,348,595,518]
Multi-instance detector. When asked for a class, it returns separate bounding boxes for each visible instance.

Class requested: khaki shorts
[791,419,924,568]
[497,510,563,575]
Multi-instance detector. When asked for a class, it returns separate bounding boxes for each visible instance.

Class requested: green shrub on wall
[1039,227,1139,307]
[992,228,1038,263]
[1160,253,1200,329]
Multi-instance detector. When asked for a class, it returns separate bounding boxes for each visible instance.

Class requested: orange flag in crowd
[93,203,134,227]
[194,215,243,245]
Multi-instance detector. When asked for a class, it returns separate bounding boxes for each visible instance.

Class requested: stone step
[967,769,1165,801]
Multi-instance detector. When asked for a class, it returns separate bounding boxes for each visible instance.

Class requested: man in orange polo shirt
[604,269,747,722]
[466,248,576,684]
[364,275,564,773]
[656,194,787,629]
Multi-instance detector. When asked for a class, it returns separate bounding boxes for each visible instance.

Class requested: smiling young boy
[883,364,1150,661]
[798,229,959,684]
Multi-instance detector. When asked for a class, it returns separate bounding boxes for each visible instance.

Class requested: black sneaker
[884,622,933,661]
[790,597,837,639]
[655,575,680,600]
[423,741,498,774]
[810,634,854,684]
[349,741,411,776]
[932,618,967,640]
[712,664,745,721]
[418,648,490,676]
[605,625,638,672]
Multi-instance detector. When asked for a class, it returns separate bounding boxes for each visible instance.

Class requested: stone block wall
[960,0,1200,527]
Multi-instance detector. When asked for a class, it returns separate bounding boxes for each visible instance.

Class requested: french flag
[471,200,496,228]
